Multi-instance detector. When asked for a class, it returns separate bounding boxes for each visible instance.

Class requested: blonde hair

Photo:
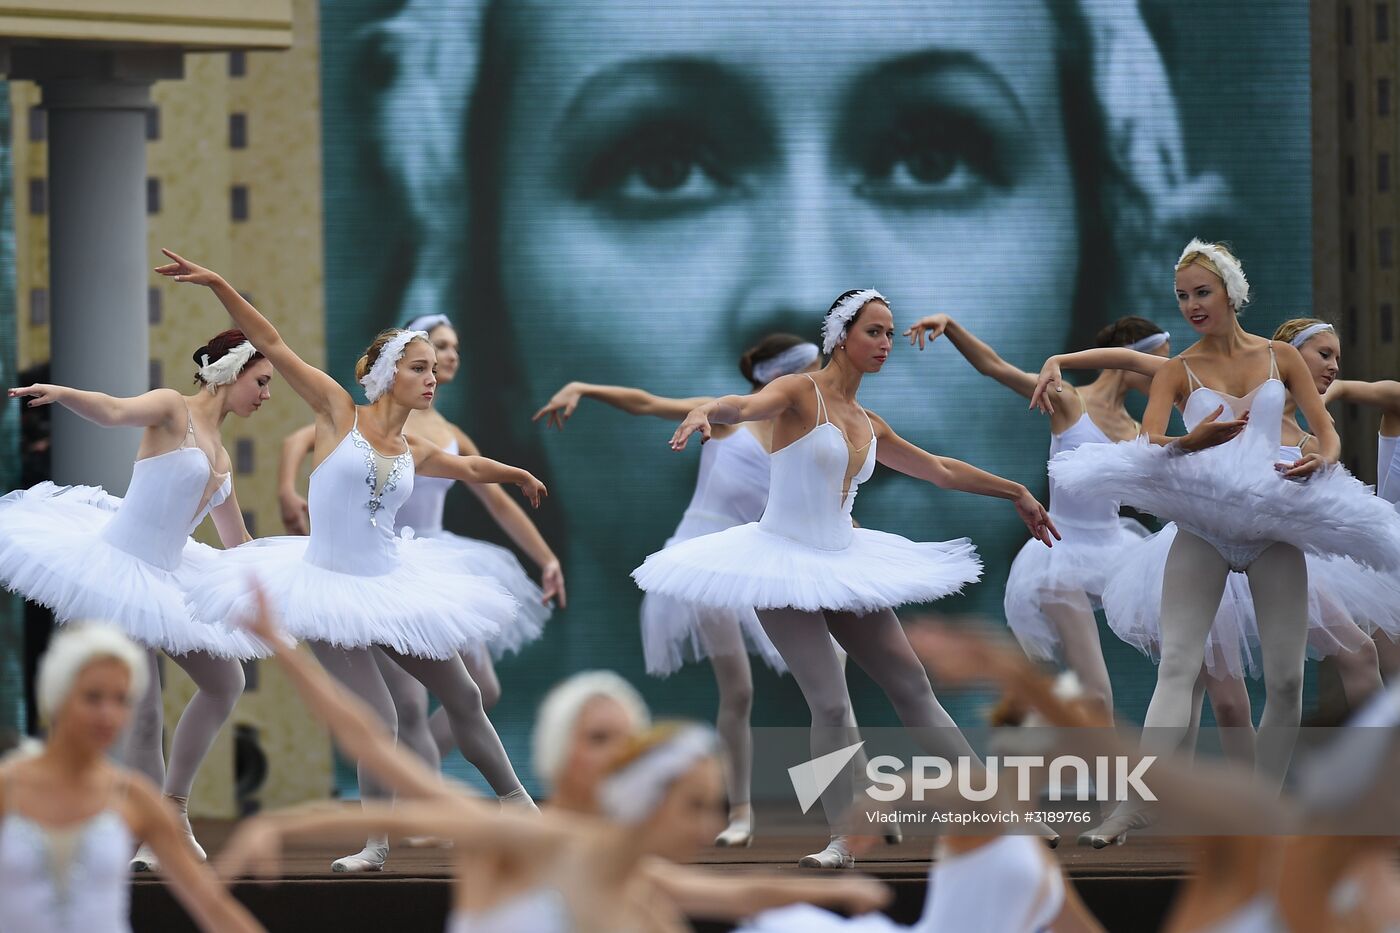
[37,624,147,724]
[354,328,431,382]
[531,670,650,792]
[1273,317,1331,345]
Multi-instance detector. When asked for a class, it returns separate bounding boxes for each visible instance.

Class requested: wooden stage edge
[128,820,1191,932]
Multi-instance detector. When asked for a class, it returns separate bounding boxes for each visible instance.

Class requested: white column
[41,77,152,493]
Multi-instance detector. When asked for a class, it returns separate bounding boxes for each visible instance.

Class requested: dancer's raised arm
[1030,347,1169,414]
[868,411,1059,546]
[155,249,349,423]
[669,374,803,449]
[534,381,714,430]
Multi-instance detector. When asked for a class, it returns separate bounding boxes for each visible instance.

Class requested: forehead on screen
[494,0,1060,117]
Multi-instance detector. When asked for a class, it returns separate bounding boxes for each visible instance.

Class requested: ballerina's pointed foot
[129,843,160,873]
[882,820,903,846]
[1077,809,1152,849]
[1032,820,1061,849]
[714,814,753,848]
[798,837,855,869]
[331,840,389,873]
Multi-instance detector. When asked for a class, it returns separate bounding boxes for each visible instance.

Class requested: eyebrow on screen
[559,57,762,132]
[843,49,1031,127]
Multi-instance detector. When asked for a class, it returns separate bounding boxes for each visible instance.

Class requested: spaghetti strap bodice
[1046,410,1122,527]
[395,438,458,535]
[1181,344,1285,450]
[759,375,875,550]
[99,402,231,571]
[303,413,415,576]
[0,773,133,933]
[678,427,770,527]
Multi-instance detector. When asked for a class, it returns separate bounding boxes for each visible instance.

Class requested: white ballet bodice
[445,889,571,933]
[1181,347,1285,452]
[1047,412,1121,527]
[395,438,458,535]
[1378,433,1400,506]
[99,410,230,572]
[0,810,132,933]
[759,377,874,551]
[679,427,770,527]
[921,835,1063,932]
[303,415,415,576]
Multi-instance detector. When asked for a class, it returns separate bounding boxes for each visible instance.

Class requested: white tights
[1144,531,1308,785]
[310,643,523,797]
[758,607,977,833]
[376,647,502,772]
[123,649,245,799]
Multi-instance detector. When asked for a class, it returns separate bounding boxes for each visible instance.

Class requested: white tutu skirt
[632,522,982,614]
[639,511,788,676]
[1049,435,1400,571]
[1101,524,1392,679]
[188,536,516,660]
[1003,516,1149,661]
[0,483,263,658]
[420,531,550,660]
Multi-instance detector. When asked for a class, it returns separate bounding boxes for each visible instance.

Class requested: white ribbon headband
[822,290,889,354]
[1289,323,1335,348]
[404,313,452,334]
[359,329,430,402]
[1178,239,1250,310]
[597,725,716,825]
[1126,331,1169,353]
[752,342,820,385]
[198,341,258,392]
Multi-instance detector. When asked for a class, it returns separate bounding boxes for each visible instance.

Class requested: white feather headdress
[822,290,889,355]
[197,341,258,392]
[1178,239,1249,310]
[360,329,430,402]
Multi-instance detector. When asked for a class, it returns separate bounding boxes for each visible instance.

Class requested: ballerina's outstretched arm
[866,410,1059,547]
[669,374,807,449]
[905,314,1086,434]
[1029,347,1170,414]
[8,382,187,430]
[533,381,715,430]
[408,435,548,509]
[155,249,352,428]
[1327,378,1400,424]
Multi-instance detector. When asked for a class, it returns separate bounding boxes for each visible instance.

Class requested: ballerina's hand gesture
[517,474,548,508]
[1179,405,1248,453]
[1015,491,1060,547]
[540,560,567,608]
[154,248,224,287]
[532,383,584,430]
[1028,359,1065,415]
[670,406,713,450]
[1279,451,1328,481]
[903,314,952,350]
[9,384,64,407]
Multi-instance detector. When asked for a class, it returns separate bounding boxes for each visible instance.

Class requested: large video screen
[320,0,1310,780]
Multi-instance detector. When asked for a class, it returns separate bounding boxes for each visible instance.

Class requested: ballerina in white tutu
[0,624,261,933]
[279,313,565,800]
[1046,240,1400,843]
[634,290,1058,868]
[154,249,547,873]
[0,328,272,869]
[901,312,1166,715]
[534,333,817,848]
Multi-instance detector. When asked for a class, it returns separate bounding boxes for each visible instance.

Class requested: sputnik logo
[787,741,866,814]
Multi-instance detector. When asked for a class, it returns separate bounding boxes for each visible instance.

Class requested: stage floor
[130,819,1190,931]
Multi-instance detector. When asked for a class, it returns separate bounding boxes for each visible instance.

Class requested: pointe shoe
[798,839,855,869]
[1077,809,1152,849]
[331,841,389,873]
[165,795,208,862]
[130,843,160,873]
[1031,820,1061,849]
[714,815,753,848]
[882,821,903,846]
